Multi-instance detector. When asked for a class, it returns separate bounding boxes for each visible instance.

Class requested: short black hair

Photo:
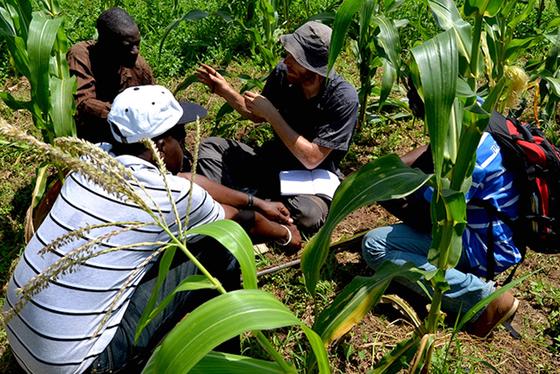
[96,7,137,39]
[110,123,187,157]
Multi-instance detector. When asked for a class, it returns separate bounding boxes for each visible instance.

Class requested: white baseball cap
[108,85,207,144]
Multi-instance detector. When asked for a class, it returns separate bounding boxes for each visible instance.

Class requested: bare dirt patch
[256,202,560,373]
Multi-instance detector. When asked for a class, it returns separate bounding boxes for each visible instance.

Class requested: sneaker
[469,290,519,338]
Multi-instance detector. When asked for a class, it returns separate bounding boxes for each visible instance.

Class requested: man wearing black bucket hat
[196,21,359,234]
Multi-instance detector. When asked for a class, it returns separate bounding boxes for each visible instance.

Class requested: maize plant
[302,0,531,371]
[327,0,404,129]
[0,0,76,142]
[526,16,560,138]
[161,0,284,70]
[0,0,76,239]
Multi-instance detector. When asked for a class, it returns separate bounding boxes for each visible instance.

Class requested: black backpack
[481,112,560,278]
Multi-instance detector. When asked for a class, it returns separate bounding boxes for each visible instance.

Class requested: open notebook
[279,169,341,200]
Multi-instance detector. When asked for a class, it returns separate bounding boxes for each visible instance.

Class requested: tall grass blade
[314,262,419,345]
[411,29,457,180]
[215,103,235,125]
[302,154,431,294]
[370,335,420,373]
[50,76,76,137]
[2,0,32,40]
[0,6,15,36]
[428,190,466,270]
[457,271,534,330]
[0,6,31,77]
[0,92,32,111]
[379,59,396,109]
[158,10,209,56]
[135,273,216,342]
[445,99,463,165]
[27,13,62,116]
[409,333,435,373]
[544,77,560,96]
[505,36,542,61]
[374,15,400,108]
[464,0,503,17]
[186,220,258,289]
[373,15,400,72]
[38,0,62,15]
[381,294,423,331]
[143,289,327,373]
[427,0,472,62]
[135,245,178,343]
[173,74,198,95]
[508,0,536,29]
[190,351,284,373]
[24,164,49,241]
[450,106,488,189]
[327,0,363,75]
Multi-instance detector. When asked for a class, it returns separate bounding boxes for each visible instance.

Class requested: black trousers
[197,137,329,233]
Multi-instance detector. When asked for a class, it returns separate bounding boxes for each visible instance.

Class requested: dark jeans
[87,237,240,373]
[197,137,329,233]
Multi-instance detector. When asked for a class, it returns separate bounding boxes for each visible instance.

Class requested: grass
[0,100,33,374]
[0,105,35,286]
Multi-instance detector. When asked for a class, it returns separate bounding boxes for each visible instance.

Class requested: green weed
[528,278,560,353]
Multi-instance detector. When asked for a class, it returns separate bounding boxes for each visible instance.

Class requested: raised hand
[243,91,276,120]
[195,63,230,96]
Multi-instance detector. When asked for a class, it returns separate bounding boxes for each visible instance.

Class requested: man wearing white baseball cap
[196,21,359,234]
[5,85,300,373]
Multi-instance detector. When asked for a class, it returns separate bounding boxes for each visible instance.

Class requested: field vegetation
[1,0,560,372]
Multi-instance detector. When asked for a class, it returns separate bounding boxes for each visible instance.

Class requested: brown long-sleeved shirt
[67,40,155,143]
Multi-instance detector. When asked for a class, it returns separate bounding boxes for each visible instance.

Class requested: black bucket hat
[279,21,333,77]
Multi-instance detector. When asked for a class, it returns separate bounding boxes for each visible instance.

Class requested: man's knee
[361,227,391,268]
[285,195,328,233]
[199,136,228,156]
[197,137,257,188]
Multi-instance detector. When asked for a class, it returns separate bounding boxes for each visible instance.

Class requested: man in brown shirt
[67,7,154,143]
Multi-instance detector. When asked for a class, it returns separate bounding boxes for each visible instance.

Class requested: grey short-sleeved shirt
[260,61,359,174]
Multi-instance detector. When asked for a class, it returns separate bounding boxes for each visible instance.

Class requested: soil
[256,202,560,373]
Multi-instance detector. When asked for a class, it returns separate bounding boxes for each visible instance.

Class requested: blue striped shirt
[426,132,522,276]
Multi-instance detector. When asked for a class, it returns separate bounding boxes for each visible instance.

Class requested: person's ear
[155,137,166,150]
[154,137,167,159]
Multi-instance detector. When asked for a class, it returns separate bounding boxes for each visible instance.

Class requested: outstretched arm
[195,64,264,123]
[178,172,292,224]
[179,173,301,248]
[401,144,429,167]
